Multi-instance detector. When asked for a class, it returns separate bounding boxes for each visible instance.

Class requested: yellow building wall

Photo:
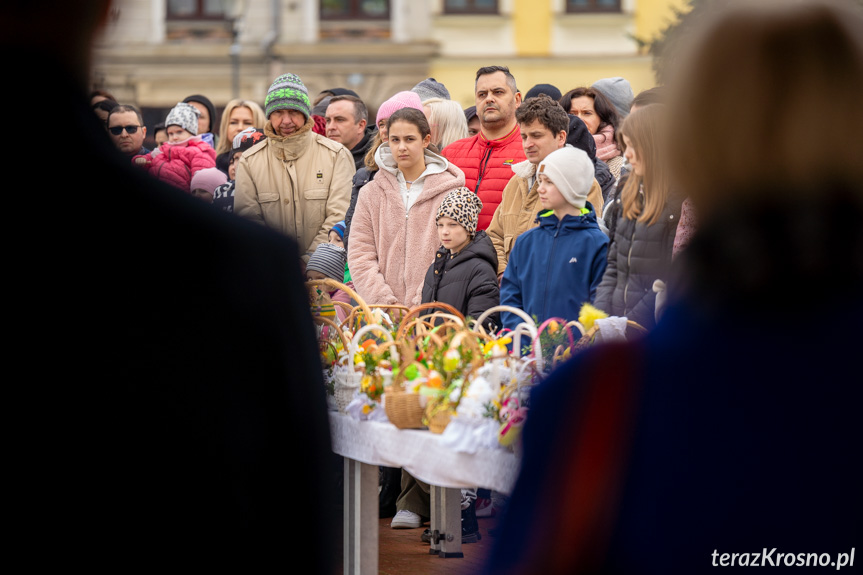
[513,0,551,57]
[431,0,689,108]
[635,0,691,45]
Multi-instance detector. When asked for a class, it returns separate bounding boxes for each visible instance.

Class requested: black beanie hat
[182,94,217,133]
[567,115,597,163]
[525,83,562,102]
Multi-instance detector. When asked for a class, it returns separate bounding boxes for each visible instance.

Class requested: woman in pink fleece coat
[347,107,465,308]
[134,102,216,192]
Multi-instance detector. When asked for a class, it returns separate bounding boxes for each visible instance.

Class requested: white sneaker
[391,509,422,529]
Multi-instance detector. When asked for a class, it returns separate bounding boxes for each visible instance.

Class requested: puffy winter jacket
[421,230,501,332]
[135,137,216,192]
[500,206,609,332]
[487,157,606,276]
[441,126,526,231]
[343,166,377,253]
[594,188,684,330]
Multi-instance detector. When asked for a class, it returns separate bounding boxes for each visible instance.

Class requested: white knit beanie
[537,146,594,209]
[165,102,200,136]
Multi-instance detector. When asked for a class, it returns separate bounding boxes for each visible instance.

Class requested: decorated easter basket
[535,317,587,372]
[312,314,352,405]
[306,278,374,329]
[571,318,648,355]
[422,329,485,434]
[384,356,428,430]
[395,302,466,341]
[342,303,411,333]
[334,323,398,413]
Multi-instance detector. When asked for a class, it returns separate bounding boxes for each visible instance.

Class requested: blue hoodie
[500,205,609,332]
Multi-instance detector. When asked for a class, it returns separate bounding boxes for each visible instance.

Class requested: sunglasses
[109,125,142,136]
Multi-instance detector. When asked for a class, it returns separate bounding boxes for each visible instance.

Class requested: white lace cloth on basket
[594,316,629,343]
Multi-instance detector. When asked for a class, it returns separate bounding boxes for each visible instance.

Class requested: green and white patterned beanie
[265,73,311,121]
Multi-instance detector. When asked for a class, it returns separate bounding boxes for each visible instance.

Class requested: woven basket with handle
[333,323,398,413]
[383,354,427,430]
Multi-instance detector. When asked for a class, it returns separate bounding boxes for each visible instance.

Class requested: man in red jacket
[442,65,526,230]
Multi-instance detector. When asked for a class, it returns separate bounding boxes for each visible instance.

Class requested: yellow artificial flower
[483,336,512,357]
[578,303,608,331]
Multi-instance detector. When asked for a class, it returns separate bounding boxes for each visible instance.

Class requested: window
[443,0,499,14]
[566,0,621,13]
[320,0,390,20]
[166,0,226,20]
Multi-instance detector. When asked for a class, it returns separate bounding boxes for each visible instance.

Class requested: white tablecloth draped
[329,413,521,494]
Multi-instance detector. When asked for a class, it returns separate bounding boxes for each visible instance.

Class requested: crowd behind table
[92,0,863,567]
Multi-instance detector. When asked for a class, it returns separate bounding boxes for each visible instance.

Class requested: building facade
[92,0,686,133]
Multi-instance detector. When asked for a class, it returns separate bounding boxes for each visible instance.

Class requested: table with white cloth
[329,412,520,574]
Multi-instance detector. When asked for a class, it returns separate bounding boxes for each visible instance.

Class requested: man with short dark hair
[107,104,149,157]
[441,65,526,231]
[325,94,375,170]
[487,94,606,279]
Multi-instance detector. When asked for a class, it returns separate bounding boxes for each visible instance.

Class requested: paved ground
[331,511,499,574]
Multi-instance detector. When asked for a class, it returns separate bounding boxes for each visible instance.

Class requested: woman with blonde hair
[593,103,681,330]
[215,99,266,174]
[422,97,469,152]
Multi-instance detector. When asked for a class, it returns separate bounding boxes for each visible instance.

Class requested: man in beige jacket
[235,72,355,266]
[486,94,605,281]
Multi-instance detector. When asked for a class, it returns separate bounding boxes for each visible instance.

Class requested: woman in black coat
[594,104,682,331]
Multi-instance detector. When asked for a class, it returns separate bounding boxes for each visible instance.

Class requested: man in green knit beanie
[234,72,356,270]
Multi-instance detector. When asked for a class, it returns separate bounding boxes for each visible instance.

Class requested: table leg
[428,485,464,558]
[343,458,378,575]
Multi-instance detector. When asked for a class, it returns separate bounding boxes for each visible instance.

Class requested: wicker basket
[333,323,399,414]
[333,367,363,413]
[384,385,426,429]
[395,302,466,340]
[572,319,648,353]
[426,408,451,434]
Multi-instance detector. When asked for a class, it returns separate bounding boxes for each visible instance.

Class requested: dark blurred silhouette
[486,1,863,573]
[5,0,337,567]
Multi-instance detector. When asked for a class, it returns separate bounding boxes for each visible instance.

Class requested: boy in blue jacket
[500,145,609,333]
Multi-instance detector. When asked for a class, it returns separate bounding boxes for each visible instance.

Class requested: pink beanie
[190,167,228,193]
[375,91,424,126]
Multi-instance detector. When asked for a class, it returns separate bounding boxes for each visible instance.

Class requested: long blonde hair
[216,99,266,155]
[423,98,468,151]
[620,104,671,225]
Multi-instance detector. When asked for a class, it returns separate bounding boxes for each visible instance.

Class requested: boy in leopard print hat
[435,186,483,240]
[423,186,500,331]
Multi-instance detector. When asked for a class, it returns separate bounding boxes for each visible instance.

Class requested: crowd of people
[99,65,673,338]
[21,0,860,569]
[97,64,689,542]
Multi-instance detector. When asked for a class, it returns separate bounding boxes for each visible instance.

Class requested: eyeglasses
[108,125,142,136]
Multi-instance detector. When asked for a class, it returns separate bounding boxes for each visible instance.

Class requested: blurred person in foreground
[4,0,337,567]
[485,1,863,573]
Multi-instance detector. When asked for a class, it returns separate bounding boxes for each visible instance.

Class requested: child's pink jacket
[134,138,216,192]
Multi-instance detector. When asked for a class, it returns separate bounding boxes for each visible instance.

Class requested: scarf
[263,116,314,162]
[594,124,621,162]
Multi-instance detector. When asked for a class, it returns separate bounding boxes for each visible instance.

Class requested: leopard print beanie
[435,187,483,238]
